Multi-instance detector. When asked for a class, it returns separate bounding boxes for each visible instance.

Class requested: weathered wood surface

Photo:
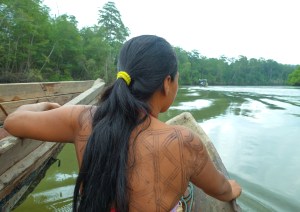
[0,142,64,210]
[0,79,105,211]
[0,137,43,175]
[0,80,95,102]
[0,93,80,125]
[0,80,95,125]
[0,129,10,141]
[166,112,241,212]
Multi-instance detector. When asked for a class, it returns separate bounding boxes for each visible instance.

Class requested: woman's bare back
[127,124,209,211]
[74,109,209,211]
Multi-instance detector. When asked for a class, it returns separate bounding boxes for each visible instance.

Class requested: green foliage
[79,26,110,80]
[27,69,43,82]
[288,67,300,86]
[174,47,192,84]
[98,1,129,45]
[0,0,129,83]
[97,1,130,82]
[174,49,296,86]
[0,0,296,85]
[47,14,83,80]
[0,0,52,82]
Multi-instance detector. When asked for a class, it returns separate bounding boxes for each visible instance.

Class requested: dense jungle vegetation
[1,0,299,85]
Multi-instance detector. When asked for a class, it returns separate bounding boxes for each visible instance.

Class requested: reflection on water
[170,99,212,110]
[15,86,300,211]
[31,185,73,203]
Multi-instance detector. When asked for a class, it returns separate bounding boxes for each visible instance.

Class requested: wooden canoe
[0,80,240,211]
[0,79,105,211]
[166,112,241,212]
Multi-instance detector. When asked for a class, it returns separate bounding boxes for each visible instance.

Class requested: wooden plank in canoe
[166,112,241,212]
[0,92,81,125]
[0,80,95,102]
[65,79,105,106]
[0,137,43,175]
[0,128,10,140]
[0,142,64,210]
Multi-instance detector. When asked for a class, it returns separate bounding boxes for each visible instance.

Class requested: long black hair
[73,35,178,212]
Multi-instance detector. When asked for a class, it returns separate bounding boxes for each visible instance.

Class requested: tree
[288,67,300,86]
[174,47,191,85]
[46,14,83,81]
[188,50,202,84]
[0,0,52,82]
[98,1,129,82]
[98,2,129,45]
[79,26,110,79]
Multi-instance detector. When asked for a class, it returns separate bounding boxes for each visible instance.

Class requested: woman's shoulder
[148,119,202,147]
[165,124,200,142]
[66,105,96,122]
[170,125,209,176]
[63,105,96,133]
[67,104,96,115]
[150,123,208,176]
[148,117,199,140]
[172,125,204,148]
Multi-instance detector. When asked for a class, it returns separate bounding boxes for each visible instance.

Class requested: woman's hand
[42,102,61,110]
[228,180,242,199]
[15,102,61,112]
[189,132,242,202]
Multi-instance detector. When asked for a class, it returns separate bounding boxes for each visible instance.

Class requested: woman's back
[73,110,209,211]
[127,117,208,211]
[72,108,207,211]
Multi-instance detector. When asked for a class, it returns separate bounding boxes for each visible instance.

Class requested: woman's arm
[187,131,242,201]
[3,102,90,143]
[8,102,61,112]
[191,158,241,201]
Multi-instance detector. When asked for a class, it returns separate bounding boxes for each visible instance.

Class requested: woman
[4,35,241,212]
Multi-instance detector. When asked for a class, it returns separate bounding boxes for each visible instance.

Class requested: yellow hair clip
[117,71,131,86]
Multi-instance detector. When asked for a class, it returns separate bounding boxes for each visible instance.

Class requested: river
[14,86,300,212]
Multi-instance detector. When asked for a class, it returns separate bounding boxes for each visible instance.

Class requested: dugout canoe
[0,80,240,211]
[166,112,241,212]
[0,79,105,211]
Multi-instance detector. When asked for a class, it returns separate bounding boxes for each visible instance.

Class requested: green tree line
[0,0,299,85]
[175,49,297,85]
[287,66,300,86]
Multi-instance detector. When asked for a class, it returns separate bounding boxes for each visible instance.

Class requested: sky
[43,0,299,65]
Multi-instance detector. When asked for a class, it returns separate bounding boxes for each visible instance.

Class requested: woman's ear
[163,75,171,95]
